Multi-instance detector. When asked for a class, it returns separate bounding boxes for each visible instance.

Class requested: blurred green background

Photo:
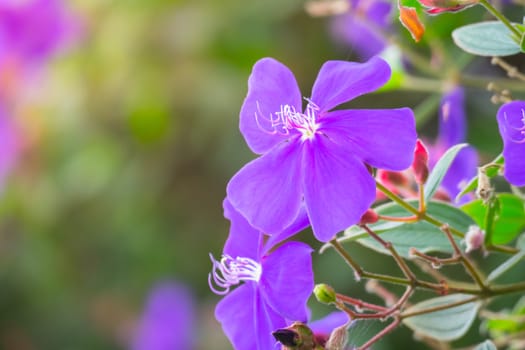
[0,0,524,349]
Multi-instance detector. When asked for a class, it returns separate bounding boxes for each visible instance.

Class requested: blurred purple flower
[0,0,76,66]
[496,100,525,186]
[309,311,350,346]
[209,199,313,350]
[428,87,478,202]
[131,281,196,350]
[331,0,392,60]
[227,57,416,242]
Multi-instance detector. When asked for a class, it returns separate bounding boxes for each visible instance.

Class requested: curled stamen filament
[502,110,525,144]
[254,98,320,138]
[208,253,262,295]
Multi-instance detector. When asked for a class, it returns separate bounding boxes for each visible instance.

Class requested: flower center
[502,109,525,144]
[208,253,262,295]
[255,98,320,140]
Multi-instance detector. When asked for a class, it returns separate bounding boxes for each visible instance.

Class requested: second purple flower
[227,57,417,242]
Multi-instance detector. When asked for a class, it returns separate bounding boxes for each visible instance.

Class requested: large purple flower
[227,57,417,242]
[209,199,314,350]
[131,280,196,350]
[331,0,392,60]
[428,87,478,201]
[496,100,525,186]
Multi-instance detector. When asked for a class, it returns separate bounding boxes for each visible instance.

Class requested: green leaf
[455,154,503,202]
[452,21,521,57]
[337,200,474,258]
[521,32,525,53]
[487,234,525,282]
[462,193,525,245]
[402,294,481,341]
[474,340,497,350]
[425,144,467,203]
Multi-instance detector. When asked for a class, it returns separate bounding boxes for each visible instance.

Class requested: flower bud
[476,168,493,203]
[464,225,485,253]
[273,322,316,349]
[411,139,429,185]
[313,284,337,304]
[418,0,479,14]
[360,209,379,225]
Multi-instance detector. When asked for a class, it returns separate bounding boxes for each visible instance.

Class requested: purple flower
[496,100,525,186]
[209,199,314,350]
[0,0,76,66]
[331,0,392,60]
[227,57,417,242]
[309,311,350,343]
[131,280,196,350]
[428,87,478,202]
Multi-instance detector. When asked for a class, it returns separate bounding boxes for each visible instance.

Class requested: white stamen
[208,253,262,295]
[255,98,320,140]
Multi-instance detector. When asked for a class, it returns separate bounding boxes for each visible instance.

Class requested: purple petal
[310,57,390,113]
[330,0,392,60]
[263,205,310,251]
[215,284,285,350]
[303,137,375,241]
[438,87,466,147]
[309,311,349,337]
[259,241,314,321]
[441,145,478,202]
[320,108,417,171]
[222,198,263,260]
[131,281,195,350]
[227,140,303,235]
[497,101,525,186]
[240,58,302,154]
[0,0,76,64]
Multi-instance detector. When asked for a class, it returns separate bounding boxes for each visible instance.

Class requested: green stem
[375,181,419,216]
[329,239,483,295]
[376,180,465,238]
[491,281,525,296]
[479,0,522,39]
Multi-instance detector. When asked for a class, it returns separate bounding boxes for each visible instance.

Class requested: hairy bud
[464,225,485,253]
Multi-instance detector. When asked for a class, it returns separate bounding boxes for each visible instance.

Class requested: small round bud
[313,284,336,304]
[360,209,379,225]
[464,225,485,253]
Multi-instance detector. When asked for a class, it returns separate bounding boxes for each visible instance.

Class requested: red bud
[412,139,429,185]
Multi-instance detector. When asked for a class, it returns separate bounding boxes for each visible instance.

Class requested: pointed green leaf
[487,234,525,282]
[452,21,521,57]
[462,193,525,245]
[425,143,467,202]
[402,294,481,341]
